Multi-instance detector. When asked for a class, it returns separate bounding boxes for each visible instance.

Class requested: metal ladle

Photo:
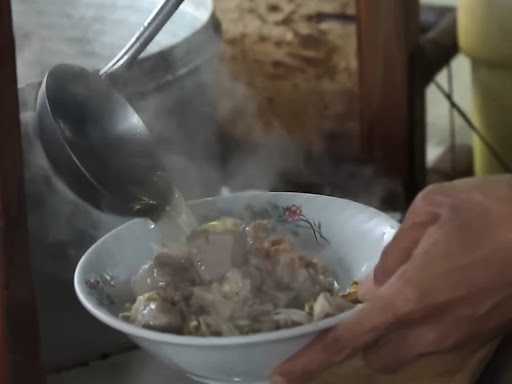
[36,0,186,220]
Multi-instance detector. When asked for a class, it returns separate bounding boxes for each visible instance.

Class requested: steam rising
[21,111,125,280]
[15,0,401,372]
[18,2,302,369]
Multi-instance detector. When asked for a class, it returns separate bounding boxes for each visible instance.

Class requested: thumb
[374,209,439,286]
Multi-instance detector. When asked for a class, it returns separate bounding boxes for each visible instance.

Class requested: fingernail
[271,375,287,384]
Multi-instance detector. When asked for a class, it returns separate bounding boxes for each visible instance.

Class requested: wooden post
[0,0,45,383]
[357,0,423,200]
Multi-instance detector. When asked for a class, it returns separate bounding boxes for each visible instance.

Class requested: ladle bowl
[36,0,186,218]
[37,64,173,218]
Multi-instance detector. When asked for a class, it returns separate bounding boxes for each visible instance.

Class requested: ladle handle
[99,0,186,77]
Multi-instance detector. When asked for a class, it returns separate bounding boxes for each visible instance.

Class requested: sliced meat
[220,268,252,300]
[127,292,183,332]
[125,217,353,337]
[312,292,353,321]
[273,309,311,328]
[245,220,272,251]
[188,220,247,282]
[131,262,169,297]
[190,285,237,320]
[154,249,200,286]
[132,251,199,298]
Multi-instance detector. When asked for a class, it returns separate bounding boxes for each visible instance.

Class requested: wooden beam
[0,0,45,382]
[357,0,422,198]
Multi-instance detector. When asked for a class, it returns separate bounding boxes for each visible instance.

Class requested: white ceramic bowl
[75,192,398,384]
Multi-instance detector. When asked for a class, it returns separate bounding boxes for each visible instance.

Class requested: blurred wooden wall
[215,0,426,200]
[357,0,423,199]
[215,0,360,157]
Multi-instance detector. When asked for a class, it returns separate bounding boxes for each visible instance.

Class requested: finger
[357,274,377,302]
[362,310,475,374]
[274,297,398,384]
[362,289,512,375]
[363,323,438,373]
[374,208,440,286]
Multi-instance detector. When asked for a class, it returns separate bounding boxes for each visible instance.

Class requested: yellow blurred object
[340,281,361,304]
[196,217,242,233]
[458,0,512,175]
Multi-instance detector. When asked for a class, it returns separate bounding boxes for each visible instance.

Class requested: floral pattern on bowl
[84,271,133,314]
[244,203,329,244]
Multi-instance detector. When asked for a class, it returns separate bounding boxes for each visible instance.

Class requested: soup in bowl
[74,192,397,383]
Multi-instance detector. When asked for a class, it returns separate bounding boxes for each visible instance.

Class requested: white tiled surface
[48,350,196,384]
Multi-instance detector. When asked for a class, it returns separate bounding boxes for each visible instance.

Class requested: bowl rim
[75,191,398,347]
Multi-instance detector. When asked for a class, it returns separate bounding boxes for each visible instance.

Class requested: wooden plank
[0,0,45,382]
[356,0,421,197]
[0,196,7,383]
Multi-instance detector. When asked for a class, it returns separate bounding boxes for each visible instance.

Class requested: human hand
[273,176,512,383]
